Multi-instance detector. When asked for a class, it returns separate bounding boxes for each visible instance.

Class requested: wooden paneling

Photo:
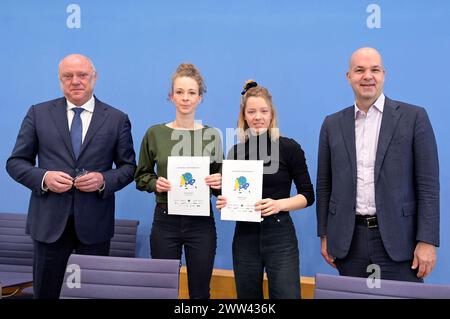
[179,267,315,299]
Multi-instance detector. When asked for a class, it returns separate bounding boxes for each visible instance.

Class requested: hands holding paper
[156,173,222,193]
[216,195,227,209]
[205,173,222,189]
[216,196,281,217]
[255,198,283,217]
[156,176,171,193]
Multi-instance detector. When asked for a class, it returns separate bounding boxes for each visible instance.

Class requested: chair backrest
[60,254,180,299]
[0,213,33,273]
[0,214,139,266]
[314,273,450,299]
[110,218,139,257]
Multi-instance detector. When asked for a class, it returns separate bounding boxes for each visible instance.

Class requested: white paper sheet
[167,156,210,216]
[221,160,263,222]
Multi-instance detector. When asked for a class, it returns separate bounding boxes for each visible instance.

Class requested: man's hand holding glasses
[73,170,105,192]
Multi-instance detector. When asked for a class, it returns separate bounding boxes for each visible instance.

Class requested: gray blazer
[316,96,439,261]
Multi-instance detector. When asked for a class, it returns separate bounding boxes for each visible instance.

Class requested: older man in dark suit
[316,47,439,282]
[6,54,136,298]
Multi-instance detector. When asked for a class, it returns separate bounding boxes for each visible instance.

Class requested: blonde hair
[237,80,280,142]
[170,63,206,96]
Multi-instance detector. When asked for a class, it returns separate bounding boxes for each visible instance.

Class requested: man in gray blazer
[316,47,439,282]
[6,54,136,297]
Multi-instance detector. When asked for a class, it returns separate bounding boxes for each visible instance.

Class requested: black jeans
[33,215,110,299]
[335,223,423,282]
[150,204,217,299]
[232,212,301,299]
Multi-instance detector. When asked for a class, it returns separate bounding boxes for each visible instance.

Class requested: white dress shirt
[41,96,95,190]
[67,95,95,143]
[354,93,385,216]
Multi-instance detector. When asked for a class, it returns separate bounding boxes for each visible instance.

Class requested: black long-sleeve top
[228,132,315,208]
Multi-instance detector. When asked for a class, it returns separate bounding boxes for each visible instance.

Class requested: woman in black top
[216,80,315,299]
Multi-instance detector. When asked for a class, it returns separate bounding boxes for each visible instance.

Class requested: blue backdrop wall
[1,0,449,284]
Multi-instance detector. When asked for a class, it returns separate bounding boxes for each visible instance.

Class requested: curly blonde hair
[170,63,206,96]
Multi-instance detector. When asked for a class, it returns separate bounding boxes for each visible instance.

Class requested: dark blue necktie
[70,107,84,159]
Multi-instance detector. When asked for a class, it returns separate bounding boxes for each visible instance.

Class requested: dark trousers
[232,213,301,299]
[335,223,422,282]
[150,204,217,299]
[33,216,110,299]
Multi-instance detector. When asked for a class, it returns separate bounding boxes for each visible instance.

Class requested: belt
[355,215,378,229]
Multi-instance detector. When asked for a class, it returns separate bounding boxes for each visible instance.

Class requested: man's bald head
[59,54,96,75]
[58,54,97,106]
[348,47,384,70]
[346,47,386,111]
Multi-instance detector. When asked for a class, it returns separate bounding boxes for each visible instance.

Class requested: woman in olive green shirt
[134,63,222,299]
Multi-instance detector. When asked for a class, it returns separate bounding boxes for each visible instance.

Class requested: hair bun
[241,79,258,95]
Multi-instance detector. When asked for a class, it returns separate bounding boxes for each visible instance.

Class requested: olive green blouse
[134,124,223,203]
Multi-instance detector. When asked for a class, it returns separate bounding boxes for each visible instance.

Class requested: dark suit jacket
[316,96,439,261]
[6,97,136,244]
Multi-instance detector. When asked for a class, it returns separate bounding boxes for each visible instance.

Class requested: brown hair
[237,80,280,142]
[170,63,206,96]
